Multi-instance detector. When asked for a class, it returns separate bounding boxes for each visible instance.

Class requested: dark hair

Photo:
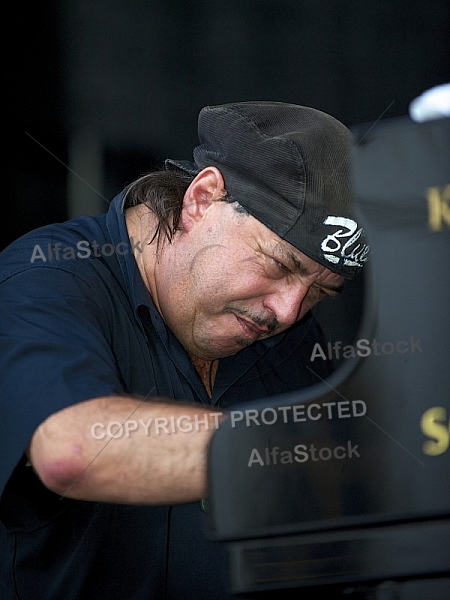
[124,169,193,249]
[123,168,247,249]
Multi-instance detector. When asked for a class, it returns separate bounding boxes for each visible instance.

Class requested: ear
[180,167,225,231]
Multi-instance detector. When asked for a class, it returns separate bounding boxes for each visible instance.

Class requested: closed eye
[312,286,340,299]
[270,257,291,274]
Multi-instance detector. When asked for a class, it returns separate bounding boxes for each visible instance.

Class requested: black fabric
[166,101,370,279]
[0,192,333,599]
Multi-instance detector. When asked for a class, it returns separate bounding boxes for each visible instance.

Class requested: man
[0,102,368,599]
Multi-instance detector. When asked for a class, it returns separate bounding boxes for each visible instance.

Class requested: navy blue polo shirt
[0,193,333,599]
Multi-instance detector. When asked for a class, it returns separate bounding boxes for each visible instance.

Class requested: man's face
[150,198,345,361]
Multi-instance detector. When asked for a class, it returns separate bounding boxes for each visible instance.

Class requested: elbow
[28,433,88,497]
[33,454,86,497]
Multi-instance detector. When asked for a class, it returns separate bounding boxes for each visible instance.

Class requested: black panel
[206,117,450,596]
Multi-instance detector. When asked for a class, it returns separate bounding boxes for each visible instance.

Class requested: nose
[262,282,310,327]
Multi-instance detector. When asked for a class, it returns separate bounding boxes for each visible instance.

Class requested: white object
[409,83,450,122]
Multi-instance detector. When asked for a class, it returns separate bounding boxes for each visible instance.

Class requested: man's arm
[28,396,223,505]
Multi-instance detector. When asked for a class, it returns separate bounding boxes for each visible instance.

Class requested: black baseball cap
[165,101,369,279]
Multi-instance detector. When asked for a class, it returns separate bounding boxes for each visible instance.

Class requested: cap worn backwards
[165,101,369,279]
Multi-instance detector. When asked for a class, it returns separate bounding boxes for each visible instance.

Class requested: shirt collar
[106,192,156,310]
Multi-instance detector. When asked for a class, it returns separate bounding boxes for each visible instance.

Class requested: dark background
[10,0,449,246]
[7,0,450,344]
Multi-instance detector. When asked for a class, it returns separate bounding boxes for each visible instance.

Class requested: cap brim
[164,159,200,176]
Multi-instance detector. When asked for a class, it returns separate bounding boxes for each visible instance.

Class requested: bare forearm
[28,396,224,505]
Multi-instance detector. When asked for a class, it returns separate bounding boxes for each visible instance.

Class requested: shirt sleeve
[0,263,125,496]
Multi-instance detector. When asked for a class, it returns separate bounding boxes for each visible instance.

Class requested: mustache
[225,305,279,335]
